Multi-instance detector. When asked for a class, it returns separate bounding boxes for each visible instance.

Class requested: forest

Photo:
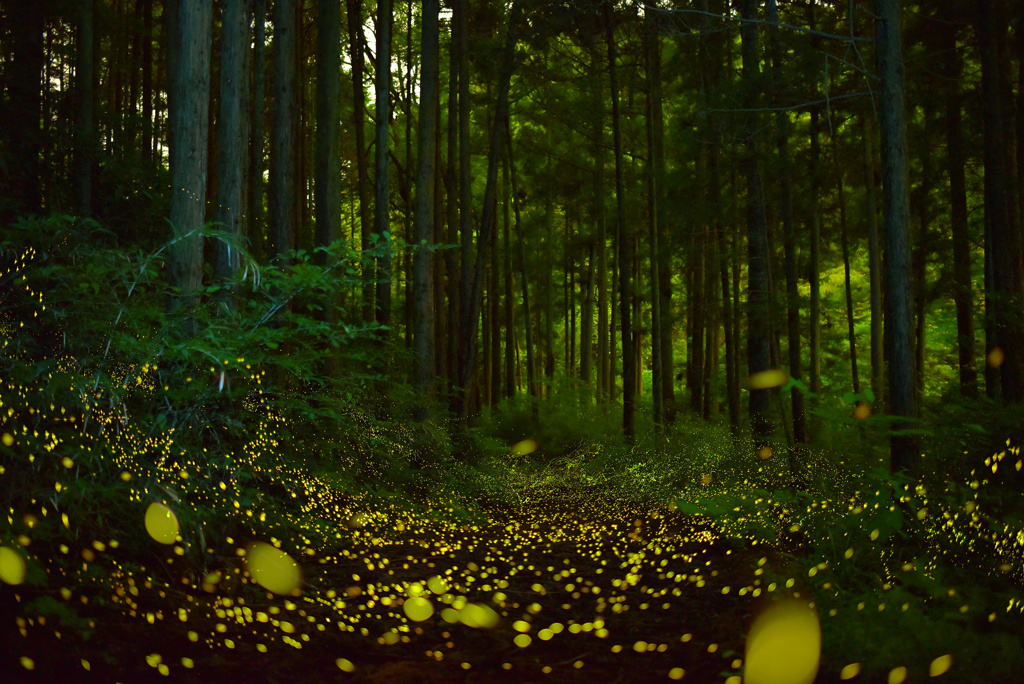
[1,0,1024,681]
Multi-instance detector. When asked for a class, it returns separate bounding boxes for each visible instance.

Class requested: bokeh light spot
[245,542,302,595]
[144,502,179,545]
[744,600,820,684]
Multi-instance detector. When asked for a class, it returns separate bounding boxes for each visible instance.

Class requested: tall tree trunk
[412,0,440,405]
[248,0,267,262]
[346,0,373,320]
[644,2,663,427]
[507,117,535,401]
[839,170,859,394]
[167,0,213,331]
[863,117,884,403]
[141,0,154,160]
[216,0,251,295]
[593,62,609,402]
[912,113,933,408]
[769,0,804,453]
[942,19,977,398]
[374,0,393,332]
[876,0,917,473]
[504,156,516,398]
[978,0,1024,403]
[77,0,95,217]
[808,108,822,408]
[269,0,299,263]
[606,4,635,440]
[5,3,45,219]
[315,0,343,267]
[445,30,461,394]
[456,0,473,382]
[739,0,771,449]
[458,0,522,410]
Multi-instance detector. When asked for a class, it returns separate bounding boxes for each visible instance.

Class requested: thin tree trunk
[942,20,977,398]
[445,29,460,394]
[739,0,771,449]
[346,0,373,320]
[77,0,95,217]
[504,156,516,398]
[839,170,859,394]
[593,62,608,402]
[507,116,535,401]
[606,4,635,440]
[142,0,154,160]
[458,0,522,411]
[644,3,663,427]
[863,117,884,404]
[456,0,473,383]
[374,0,393,333]
[411,5,438,404]
[808,108,822,407]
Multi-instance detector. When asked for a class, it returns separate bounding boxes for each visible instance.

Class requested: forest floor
[1,477,859,684]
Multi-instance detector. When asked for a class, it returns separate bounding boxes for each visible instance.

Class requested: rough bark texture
[876,0,917,473]
[247,0,267,262]
[346,0,373,321]
[863,118,884,404]
[167,0,213,330]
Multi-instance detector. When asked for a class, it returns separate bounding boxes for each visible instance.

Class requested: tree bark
[942,20,978,398]
[76,0,95,217]
[269,0,299,263]
[247,0,267,262]
[876,0,917,473]
[863,117,884,404]
[315,0,343,268]
[606,3,635,441]
[216,0,251,293]
[412,0,440,404]
[644,2,663,428]
[374,0,393,332]
[346,0,373,320]
[739,0,771,449]
[167,0,213,331]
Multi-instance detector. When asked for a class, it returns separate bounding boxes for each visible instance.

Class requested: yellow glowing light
[2,433,13,447]
[511,438,539,456]
[757,446,773,460]
[336,658,355,672]
[144,502,179,544]
[987,347,1005,368]
[20,657,34,670]
[840,663,861,679]
[460,603,499,629]
[403,596,434,622]
[427,576,448,594]
[246,542,302,595]
[744,600,820,684]
[748,369,788,390]
[853,403,871,420]
[929,654,953,677]
[514,634,532,647]
[669,668,686,680]
[0,546,27,585]
[888,666,907,684]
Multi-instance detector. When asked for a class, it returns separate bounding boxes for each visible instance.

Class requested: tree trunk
[216,0,250,294]
[314,0,343,268]
[839,170,859,394]
[269,0,299,263]
[644,2,663,427]
[77,0,95,217]
[606,4,635,441]
[446,30,461,394]
[504,156,516,399]
[167,0,213,330]
[507,116,535,401]
[374,0,393,332]
[876,0,917,473]
[979,0,1023,403]
[456,0,473,382]
[942,19,978,398]
[593,62,609,402]
[863,117,884,404]
[141,0,154,160]
[5,3,45,219]
[739,0,771,449]
[346,0,373,320]
[248,0,267,262]
[458,0,522,411]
